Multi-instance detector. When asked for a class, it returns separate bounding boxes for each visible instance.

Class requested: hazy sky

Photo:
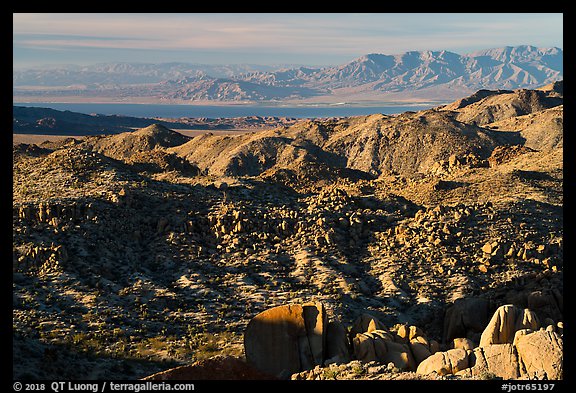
[13,13,563,68]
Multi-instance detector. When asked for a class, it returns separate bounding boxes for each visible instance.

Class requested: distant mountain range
[13,45,562,104]
[13,63,290,86]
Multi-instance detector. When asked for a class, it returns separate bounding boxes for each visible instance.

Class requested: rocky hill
[486,106,563,152]
[13,105,298,136]
[12,105,168,135]
[13,45,563,103]
[167,108,517,178]
[12,85,563,380]
[160,77,320,101]
[442,82,563,125]
[81,124,191,160]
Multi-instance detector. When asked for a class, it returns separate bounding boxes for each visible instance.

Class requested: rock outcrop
[443,297,491,344]
[349,313,387,338]
[140,300,563,381]
[416,348,469,376]
[515,330,563,380]
[446,88,563,126]
[352,330,417,371]
[488,145,536,167]
[479,304,540,347]
[416,305,562,380]
[243,302,328,379]
[456,344,523,379]
[325,320,352,364]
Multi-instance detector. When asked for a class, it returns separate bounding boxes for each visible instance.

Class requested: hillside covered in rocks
[12,83,563,380]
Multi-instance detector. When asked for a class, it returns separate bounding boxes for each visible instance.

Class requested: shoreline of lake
[13,101,443,119]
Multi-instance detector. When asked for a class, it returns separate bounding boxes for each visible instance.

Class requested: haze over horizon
[13,13,563,69]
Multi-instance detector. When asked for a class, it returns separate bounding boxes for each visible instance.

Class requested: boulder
[507,288,564,322]
[557,322,564,336]
[429,340,441,354]
[527,290,563,322]
[382,339,417,371]
[401,326,433,365]
[410,335,432,364]
[370,329,395,343]
[515,330,563,380]
[244,302,327,379]
[482,242,494,254]
[512,329,533,347]
[298,335,315,371]
[350,313,386,338]
[416,348,469,376]
[394,324,427,343]
[352,332,378,363]
[352,330,416,371]
[452,337,475,351]
[443,297,490,343]
[476,344,522,379]
[409,325,425,341]
[425,332,562,380]
[325,320,351,364]
[302,302,327,366]
[456,344,523,379]
[395,324,410,342]
[370,331,390,362]
[517,309,540,332]
[479,305,541,347]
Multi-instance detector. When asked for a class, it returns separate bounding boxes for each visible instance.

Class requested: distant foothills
[13,45,562,105]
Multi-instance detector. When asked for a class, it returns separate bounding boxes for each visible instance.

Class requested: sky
[13,13,563,69]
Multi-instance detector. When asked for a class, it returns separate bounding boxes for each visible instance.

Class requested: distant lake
[13,102,439,119]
